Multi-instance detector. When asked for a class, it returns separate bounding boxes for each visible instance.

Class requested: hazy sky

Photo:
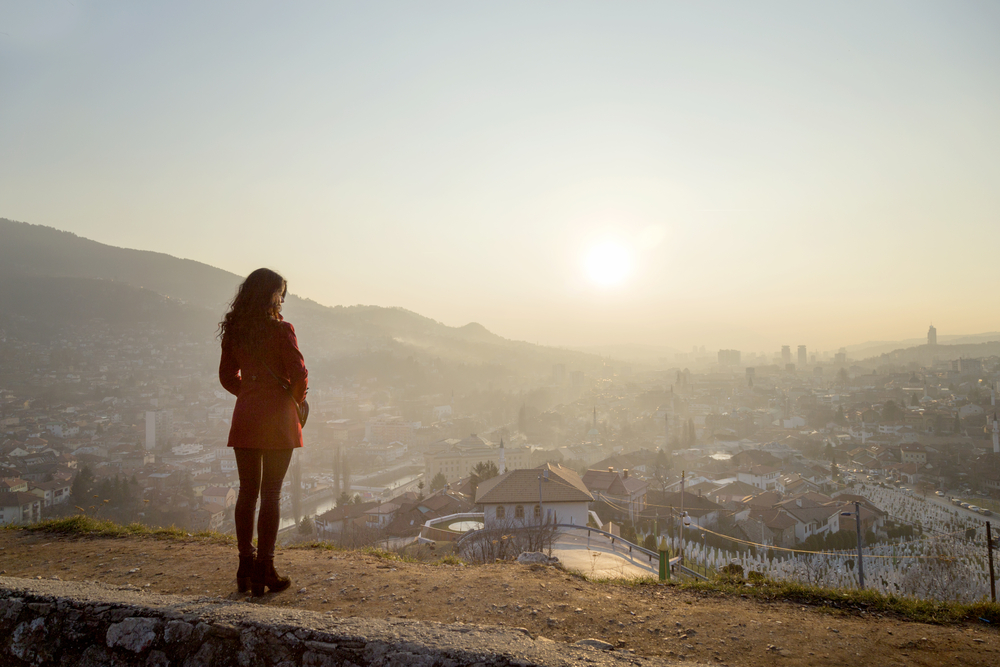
[2,2,998,353]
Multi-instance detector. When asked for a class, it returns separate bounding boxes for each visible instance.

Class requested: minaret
[593,407,597,431]
[498,437,506,474]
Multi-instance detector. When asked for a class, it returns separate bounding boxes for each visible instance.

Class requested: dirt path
[1,530,997,666]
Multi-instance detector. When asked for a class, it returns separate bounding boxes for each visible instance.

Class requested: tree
[881,400,903,423]
[655,448,670,475]
[298,515,315,536]
[417,480,425,499]
[430,472,448,491]
[835,406,846,426]
[469,460,500,497]
[71,465,94,505]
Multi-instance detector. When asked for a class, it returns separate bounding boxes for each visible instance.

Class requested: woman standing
[218,268,308,596]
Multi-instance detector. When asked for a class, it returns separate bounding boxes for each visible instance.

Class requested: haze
[2,1,999,353]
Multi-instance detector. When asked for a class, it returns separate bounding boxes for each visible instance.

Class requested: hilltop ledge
[0,576,668,667]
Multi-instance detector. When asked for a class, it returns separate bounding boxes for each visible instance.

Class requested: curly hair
[218,268,287,356]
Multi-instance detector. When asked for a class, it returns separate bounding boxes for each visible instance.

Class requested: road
[851,471,995,523]
[550,530,660,580]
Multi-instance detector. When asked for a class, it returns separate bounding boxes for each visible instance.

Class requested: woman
[218,268,308,596]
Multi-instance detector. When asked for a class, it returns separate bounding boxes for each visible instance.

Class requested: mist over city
[1,3,999,665]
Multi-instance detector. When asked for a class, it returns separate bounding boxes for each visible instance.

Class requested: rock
[184,641,216,667]
[11,617,51,662]
[516,552,551,564]
[575,638,614,651]
[106,617,161,653]
[164,619,194,644]
[147,649,170,667]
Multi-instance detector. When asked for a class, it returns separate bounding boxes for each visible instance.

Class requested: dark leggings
[234,448,293,561]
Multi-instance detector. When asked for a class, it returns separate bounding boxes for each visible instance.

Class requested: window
[495,506,505,520]
[515,505,524,520]
[533,505,542,520]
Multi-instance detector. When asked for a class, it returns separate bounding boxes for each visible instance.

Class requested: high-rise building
[927,325,937,346]
[145,410,173,451]
[797,345,807,367]
[781,345,791,365]
[718,349,741,366]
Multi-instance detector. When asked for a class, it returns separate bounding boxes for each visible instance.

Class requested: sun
[584,241,632,288]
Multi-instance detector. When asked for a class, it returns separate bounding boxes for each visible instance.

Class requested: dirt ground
[1,530,998,666]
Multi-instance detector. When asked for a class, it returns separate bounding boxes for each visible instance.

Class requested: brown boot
[251,558,291,596]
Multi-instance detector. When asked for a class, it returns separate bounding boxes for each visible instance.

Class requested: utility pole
[842,501,865,589]
[680,470,685,565]
[988,521,996,603]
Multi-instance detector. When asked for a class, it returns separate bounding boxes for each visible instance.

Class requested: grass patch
[571,565,1000,625]
[6,515,234,544]
[663,575,1000,625]
[285,539,466,565]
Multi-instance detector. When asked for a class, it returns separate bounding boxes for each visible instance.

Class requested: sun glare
[584,242,632,288]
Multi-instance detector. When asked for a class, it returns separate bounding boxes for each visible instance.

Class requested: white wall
[484,501,589,528]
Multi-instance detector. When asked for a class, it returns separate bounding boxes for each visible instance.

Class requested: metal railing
[456,522,708,580]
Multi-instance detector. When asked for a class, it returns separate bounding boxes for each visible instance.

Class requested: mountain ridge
[0,218,602,379]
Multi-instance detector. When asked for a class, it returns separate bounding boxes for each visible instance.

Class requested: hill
[848,334,1000,362]
[1,527,997,665]
[0,218,602,381]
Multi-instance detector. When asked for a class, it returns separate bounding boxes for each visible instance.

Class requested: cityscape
[2,3,999,664]
[3,249,998,595]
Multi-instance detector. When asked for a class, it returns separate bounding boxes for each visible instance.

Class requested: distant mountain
[0,219,601,380]
[847,333,1000,362]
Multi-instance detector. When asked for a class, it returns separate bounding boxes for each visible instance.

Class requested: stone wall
[0,577,658,667]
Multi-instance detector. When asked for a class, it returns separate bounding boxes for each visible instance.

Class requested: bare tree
[460,516,560,563]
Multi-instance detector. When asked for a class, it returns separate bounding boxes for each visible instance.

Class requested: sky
[2,2,999,355]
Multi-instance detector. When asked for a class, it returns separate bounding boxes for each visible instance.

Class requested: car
[935,491,944,496]
[960,503,970,509]
[951,498,961,505]
[968,506,980,512]
[982,509,994,516]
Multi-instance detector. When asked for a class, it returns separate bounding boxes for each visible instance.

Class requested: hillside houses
[581,467,648,521]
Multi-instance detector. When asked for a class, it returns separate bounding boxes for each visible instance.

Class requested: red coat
[219,319,308,450]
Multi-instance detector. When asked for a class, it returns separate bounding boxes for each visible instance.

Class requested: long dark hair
[218,268,287,355]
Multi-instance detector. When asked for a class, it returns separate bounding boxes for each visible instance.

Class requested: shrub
[717,563,744,583]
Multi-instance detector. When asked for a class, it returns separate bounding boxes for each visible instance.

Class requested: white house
[0,492,42,525]
[28,480,72,507]
[737,465,780,491]
[476,463,593,528]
